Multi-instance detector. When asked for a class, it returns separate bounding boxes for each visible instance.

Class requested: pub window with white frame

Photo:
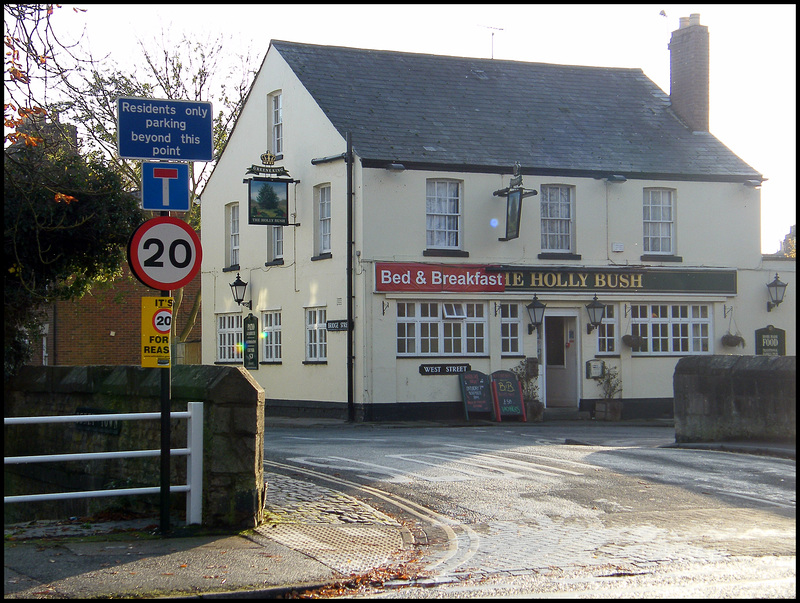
[426,179,462,249]
[267,226,283,262]
[500,303,522,355]
[396,301,487,357]
[261,310,282,362]
[270,91,283,155]
[629,303,710,355]
[597,304,617,355]
[217,313,243,362]
[643,188,674,254]
[540,184,574,252]
[305,307,327,361]
[317,184,331,254]
[225,203,239,267]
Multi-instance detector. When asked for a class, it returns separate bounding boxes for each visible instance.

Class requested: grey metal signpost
[118,96,211,535]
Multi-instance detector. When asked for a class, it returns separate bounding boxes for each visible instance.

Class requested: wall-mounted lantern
[229,273,252,309]
[585,294,606,334]
[525,294,547,334]
[766,273,787,312]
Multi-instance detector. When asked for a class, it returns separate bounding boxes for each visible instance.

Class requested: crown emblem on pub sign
[261,151,276,166]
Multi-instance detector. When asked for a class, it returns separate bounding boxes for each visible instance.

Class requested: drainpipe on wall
[346,132,355,422]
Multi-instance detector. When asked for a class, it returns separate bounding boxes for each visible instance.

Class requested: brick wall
[669,14,710,132]
[28,265,201,367]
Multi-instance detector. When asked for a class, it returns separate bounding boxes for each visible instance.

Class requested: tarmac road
[4,418,796,598]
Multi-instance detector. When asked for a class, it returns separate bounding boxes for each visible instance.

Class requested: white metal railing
[4,402,203,525]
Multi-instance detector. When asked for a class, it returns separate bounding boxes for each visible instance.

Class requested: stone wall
[4,365,265,529]
[673,355,796,443]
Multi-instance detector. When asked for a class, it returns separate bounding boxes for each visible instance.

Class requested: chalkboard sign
[490,370,527,422]
[459,371,494,421]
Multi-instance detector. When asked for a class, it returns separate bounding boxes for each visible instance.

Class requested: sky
[54,3,796,254]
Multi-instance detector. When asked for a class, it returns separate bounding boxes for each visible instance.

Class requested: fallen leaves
[284,561,428,599]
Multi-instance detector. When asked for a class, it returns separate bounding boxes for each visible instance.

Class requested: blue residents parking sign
[117,96,213,162]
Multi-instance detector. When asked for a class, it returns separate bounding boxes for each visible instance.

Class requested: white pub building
[200,15,795,421]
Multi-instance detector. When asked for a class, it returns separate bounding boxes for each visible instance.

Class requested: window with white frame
[318,184,331,254]
[426,180,462,249]
[643,188,674,254]
[270,91,283,155]
[629,303,710,355]
[500,303,522,355]
[396,301,487,357]
[597,304,617,355]
[305,307,327,361]
[267,226,283,262]
[226,203,239,267]
[540,184,574,252]
[261,310,282,362]
[217,313,243,362]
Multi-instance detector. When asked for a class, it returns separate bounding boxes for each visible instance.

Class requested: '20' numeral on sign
[143,238,192,268]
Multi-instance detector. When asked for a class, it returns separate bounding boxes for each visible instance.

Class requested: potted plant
[509,358,543,422]
[594,365,623,420]
[721,333,745,348]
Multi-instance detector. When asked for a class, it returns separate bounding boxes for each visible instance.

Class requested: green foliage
[4,140,145,378]
[596,365,623,400]
[509,358,539,402]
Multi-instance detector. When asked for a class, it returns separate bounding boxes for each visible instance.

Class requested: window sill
[396,355,490,359]
[222,265,240,272]
[538,252,582,260]
[260,361,282,365]
[311,252,332,261]
[423,249,469,257]
[265,259,284,266]
[640,254,683,262]
[303,360,328,365]
[214,360,243,365]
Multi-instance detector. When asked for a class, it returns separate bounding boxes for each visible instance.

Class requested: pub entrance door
[543,314,579,408]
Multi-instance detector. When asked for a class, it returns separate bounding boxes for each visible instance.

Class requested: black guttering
[359,158,764,183]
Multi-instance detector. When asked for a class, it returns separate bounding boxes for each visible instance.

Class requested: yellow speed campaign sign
[142,297,173,368]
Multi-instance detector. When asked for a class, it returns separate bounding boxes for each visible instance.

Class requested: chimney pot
[669,14,710,132]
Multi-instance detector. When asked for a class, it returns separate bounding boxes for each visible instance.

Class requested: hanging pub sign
[493,162,537,241]
[245,151,290,177]
[248,178,289,225]
[500,188,523,241]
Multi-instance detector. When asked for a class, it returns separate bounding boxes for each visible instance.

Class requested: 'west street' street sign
[117,96,213,161]
[142,162,190,212]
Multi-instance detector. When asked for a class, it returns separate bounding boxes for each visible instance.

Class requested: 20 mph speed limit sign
[128,216,202,290]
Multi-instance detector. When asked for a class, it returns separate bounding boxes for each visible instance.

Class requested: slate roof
[271,40,761,181]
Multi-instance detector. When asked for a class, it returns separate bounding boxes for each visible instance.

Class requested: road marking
[410,451,570,477]
[286,455,471,483]
[715,490,796,509]
[443,443,594,471]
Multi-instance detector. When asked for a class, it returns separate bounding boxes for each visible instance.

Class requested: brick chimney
[669,13,709,132]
